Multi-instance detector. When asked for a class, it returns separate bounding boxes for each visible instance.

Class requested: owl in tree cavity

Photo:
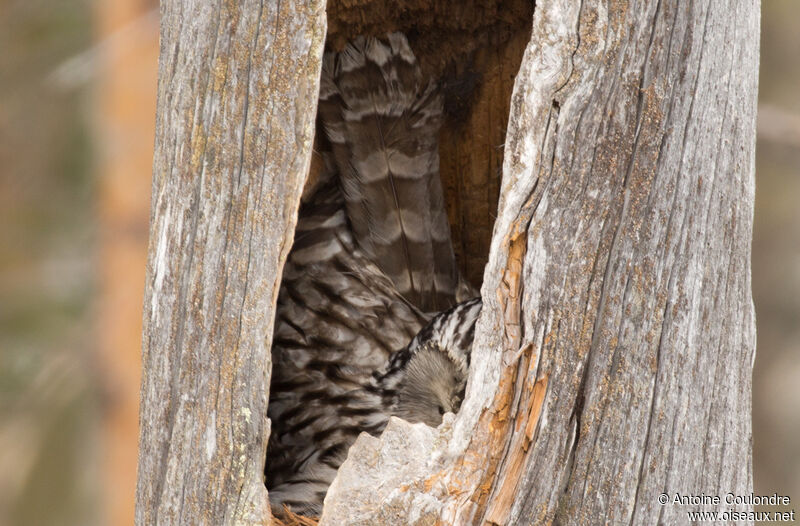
[265,33,483,518]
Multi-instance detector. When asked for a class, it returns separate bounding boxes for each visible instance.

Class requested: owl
[265,33,482,518]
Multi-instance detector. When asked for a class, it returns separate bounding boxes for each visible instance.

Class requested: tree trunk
[137,0,758,524]
[135,1,325,524]
[321,0,759,524]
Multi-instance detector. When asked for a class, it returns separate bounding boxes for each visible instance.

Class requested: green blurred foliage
[0,1,98,525]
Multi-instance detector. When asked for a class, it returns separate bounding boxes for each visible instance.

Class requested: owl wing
[319,33,460,314]
[267,176,429,515]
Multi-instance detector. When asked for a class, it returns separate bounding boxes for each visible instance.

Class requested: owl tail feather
[319,33,460,313]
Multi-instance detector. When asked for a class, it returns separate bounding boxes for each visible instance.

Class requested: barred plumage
[318,33,459,313]
[375,298,482,427]
[266,33,482,518]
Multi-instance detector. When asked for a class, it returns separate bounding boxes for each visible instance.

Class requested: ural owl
[265,33,482,517]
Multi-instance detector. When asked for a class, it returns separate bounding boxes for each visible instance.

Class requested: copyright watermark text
[657,493,795,522]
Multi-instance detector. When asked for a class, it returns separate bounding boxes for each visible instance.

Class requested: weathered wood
[135,1,325,524]
[321,0,759,524]
[139,0,758,524]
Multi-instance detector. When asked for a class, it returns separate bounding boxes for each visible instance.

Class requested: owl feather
[319,34,459,313]
[266,34,482,519]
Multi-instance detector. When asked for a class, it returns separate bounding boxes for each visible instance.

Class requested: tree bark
[135,1,325,524]
[321,1,759,524]
[137,0,759,524]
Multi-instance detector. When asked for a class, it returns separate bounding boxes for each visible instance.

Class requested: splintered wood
[432,232,549,525]
[275,507,320,526]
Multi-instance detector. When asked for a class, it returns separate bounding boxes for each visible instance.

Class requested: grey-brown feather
[266,174,425,508]
[266,33,481,518]
[319,34,459,313]
[395,348,466,427]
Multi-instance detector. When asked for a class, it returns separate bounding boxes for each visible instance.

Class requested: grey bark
[137,0,759,525]
[322,0,760,524]
[135,1,325,524]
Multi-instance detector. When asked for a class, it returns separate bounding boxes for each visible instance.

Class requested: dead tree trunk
[135,1,325,524]
[321,1,759,524]
[137,0,758,525]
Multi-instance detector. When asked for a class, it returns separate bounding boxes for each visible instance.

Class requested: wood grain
[135,1,325,524]
[322,0,759,524]
[139,0,759,523]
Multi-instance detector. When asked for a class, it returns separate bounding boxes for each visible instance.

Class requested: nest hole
[269,2,532,521]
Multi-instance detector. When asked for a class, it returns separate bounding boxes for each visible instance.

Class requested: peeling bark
[135,1,325,524]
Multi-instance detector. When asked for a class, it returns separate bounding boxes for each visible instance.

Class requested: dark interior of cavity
[319,0,533,287]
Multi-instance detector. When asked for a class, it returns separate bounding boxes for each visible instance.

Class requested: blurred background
[0,1,796,525]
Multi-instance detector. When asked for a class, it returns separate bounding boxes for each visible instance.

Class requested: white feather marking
[364,37,392,66]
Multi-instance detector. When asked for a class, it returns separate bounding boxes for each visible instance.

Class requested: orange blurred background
[0,2,797,524]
